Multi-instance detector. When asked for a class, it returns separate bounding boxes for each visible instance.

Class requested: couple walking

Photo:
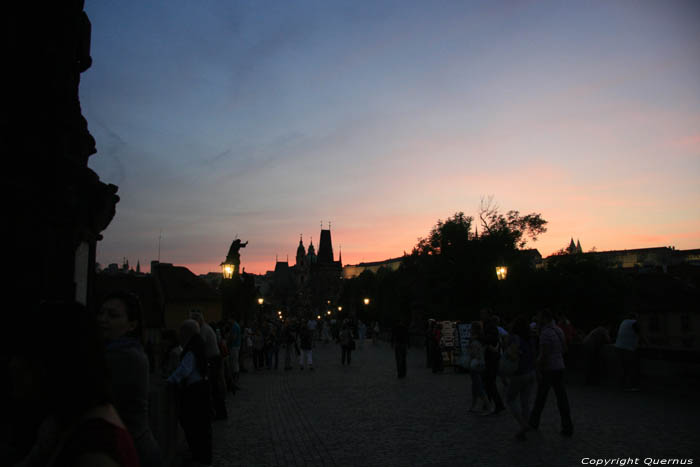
[470,310,573,440]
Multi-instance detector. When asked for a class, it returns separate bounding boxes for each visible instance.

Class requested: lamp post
[496,265,508,281]
[220,250,237,321]
[221,262,235,280]
[257,297,264,321]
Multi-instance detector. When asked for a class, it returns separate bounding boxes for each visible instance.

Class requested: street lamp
[258,297,264,305]
[363,297,370,306]
[221,262,235,279]
[327,310,331,316]
[317,314,321,320]
[496,266,508,281]
[337,306,342,312]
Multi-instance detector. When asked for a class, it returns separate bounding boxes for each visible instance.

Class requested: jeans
[299,349,312,368]
[529,369,573,433]
[229,347,240,374]
[506,371,535,430]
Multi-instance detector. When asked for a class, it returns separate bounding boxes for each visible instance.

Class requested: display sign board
[439,321,456,348]
[455,323,472,369]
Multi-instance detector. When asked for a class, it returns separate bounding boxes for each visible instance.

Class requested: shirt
[167,351,203,386]
[584,326,610,349]
[200,322,220,358]
[615,319,639,351]
[539,322,566,371]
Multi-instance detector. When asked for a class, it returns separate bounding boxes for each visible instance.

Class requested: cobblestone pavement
[209,341,700,467]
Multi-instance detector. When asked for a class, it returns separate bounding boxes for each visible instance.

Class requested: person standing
[504,316,537,440]
[614,313,646,391]
[529,309,574,437]
[358,320,367,348]
[252,328,265,370]
[339,322,354,366]
[282,321,296,370]
[583,322,610,385]
[391,320,409,378]
[168,320,212,465]
[227,317,242,390]
[189,310,227,421]
[11,301,141,467]
[98,291,162,467]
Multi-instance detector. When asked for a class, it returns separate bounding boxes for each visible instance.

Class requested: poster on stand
[456,323,472,369]
[439,321,456,365]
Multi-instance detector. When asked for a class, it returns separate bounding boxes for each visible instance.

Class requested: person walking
[98,291,162,467]
[252,328,265,370]
[504,316,537,440]
[264,324,279,370]
[529,309,574,437]
[358,320,367,348]
[299,325,314,370]
[372,321,380,345]
[339,322,354,366]
[167,319,213,465]
[482,316,506,415]
[391,320,410,378]
[468,322,490,413]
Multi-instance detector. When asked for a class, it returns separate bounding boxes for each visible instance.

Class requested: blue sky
[83,0,700,273]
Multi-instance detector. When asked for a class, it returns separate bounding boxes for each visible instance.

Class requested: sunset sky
[83,0,700,275]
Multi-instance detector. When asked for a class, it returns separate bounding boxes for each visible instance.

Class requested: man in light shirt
[614,312,647,391]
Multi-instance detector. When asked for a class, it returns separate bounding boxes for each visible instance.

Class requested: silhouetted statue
[226,239,248,272]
